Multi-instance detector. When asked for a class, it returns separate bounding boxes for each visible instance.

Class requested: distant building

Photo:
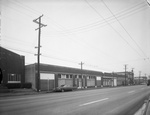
[115,71,134,85]
[0,47,25,85]
[134,76,147,84]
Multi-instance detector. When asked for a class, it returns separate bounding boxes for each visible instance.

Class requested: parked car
[147,79,150,86]
[53,84,77,92]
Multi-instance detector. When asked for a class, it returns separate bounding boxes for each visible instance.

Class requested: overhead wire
[2,46,35,55]
[12,0,147,35]
[2,35,33,45]
[84,0,144,58]
[101,0,150,64]
[45,1,147,35]
[1,1,34,19]
[2,0,149,71]
[0,0,128,65]
[101,0,148,58]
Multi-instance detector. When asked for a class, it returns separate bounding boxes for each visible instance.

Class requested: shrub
[5,83,32,89]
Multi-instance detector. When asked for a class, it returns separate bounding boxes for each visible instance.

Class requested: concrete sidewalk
[0,88,48,97]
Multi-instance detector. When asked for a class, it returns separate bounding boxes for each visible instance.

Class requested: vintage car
[147,79,150,86]
[53,84,77,92]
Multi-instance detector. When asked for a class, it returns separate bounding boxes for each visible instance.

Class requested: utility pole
[112,72,114,87]
[33,15,47,92]
[79,62,84,70]
[139,71,141,85]
[124,64,127,86]
[79,62,84,88]
[145,74,147,84]
[131,68,134,85]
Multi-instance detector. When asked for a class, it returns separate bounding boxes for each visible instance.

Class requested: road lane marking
[79,98,109,106]
[128,90,135,94]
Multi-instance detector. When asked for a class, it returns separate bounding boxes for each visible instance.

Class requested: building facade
[103,73,117,87]
[115,71,134,85]
[25,63,103,91]
[0,47,25,85]
[134,76,147,85]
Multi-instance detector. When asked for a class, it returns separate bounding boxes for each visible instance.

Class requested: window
[79,75,82,78]
[61,74,66,79]
[8,74,21,83]
[70,75,73,79]
[66,74,69,78]
[75,75,77,78]
[58,74,61,78]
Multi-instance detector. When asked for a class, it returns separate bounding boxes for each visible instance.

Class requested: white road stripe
[128,90,135,94]
[79,98,109,106]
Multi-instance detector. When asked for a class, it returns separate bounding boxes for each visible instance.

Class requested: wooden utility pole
[139,71,141,85]
[124,64,127,86]
[33,15,47,92]
[79,61,84,77]
[131,68,134,85]
[79,62,84,70]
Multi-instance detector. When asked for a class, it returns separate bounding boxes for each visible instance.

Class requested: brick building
[0,47,25,85]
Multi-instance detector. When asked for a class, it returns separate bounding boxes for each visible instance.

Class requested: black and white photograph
[0,0,150,115]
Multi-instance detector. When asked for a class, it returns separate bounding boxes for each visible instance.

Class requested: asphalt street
[0,85,150,115]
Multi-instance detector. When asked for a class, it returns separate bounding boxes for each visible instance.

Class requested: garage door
[87,79,95,86]
[40,73,55,91]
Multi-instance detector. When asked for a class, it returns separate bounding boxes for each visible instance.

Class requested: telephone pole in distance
[79,62,84,78]
[124,64,127,86]
[131,68,134,85]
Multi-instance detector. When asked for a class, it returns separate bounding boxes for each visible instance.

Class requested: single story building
[25,63,103,91]
[103,72,117,87]
[115,71,134,85]
[134,76,147,85]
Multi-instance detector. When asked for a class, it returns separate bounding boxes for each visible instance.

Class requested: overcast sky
[1,0,150,77]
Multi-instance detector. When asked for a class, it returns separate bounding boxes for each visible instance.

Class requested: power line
[1,46,35,55]
[2,35,34,46]
[2,2,34,19]
[11,0,147,35]
[12,0,40,16]
[5,0,147,60]
[102,0,148,58]
[85,0,144,58]
[41,54,79,64]
[3,0,150,70]
[58,1,146,34]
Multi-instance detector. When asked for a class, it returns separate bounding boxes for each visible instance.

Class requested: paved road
[0,85,150,115]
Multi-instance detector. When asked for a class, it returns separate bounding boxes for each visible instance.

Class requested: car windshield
[61,85,70,87]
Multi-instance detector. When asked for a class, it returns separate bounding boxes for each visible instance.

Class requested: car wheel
[61,89,64,92]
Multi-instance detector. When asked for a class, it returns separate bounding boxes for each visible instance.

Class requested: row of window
[58,74,96,79]
[7,74,21,83]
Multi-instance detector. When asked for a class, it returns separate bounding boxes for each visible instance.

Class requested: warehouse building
[103,72,117,87]
[115,72,134,85]
[0,47,25,85]
[25,63,103,91]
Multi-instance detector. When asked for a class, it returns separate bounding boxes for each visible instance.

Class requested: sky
[1,0,150,77]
